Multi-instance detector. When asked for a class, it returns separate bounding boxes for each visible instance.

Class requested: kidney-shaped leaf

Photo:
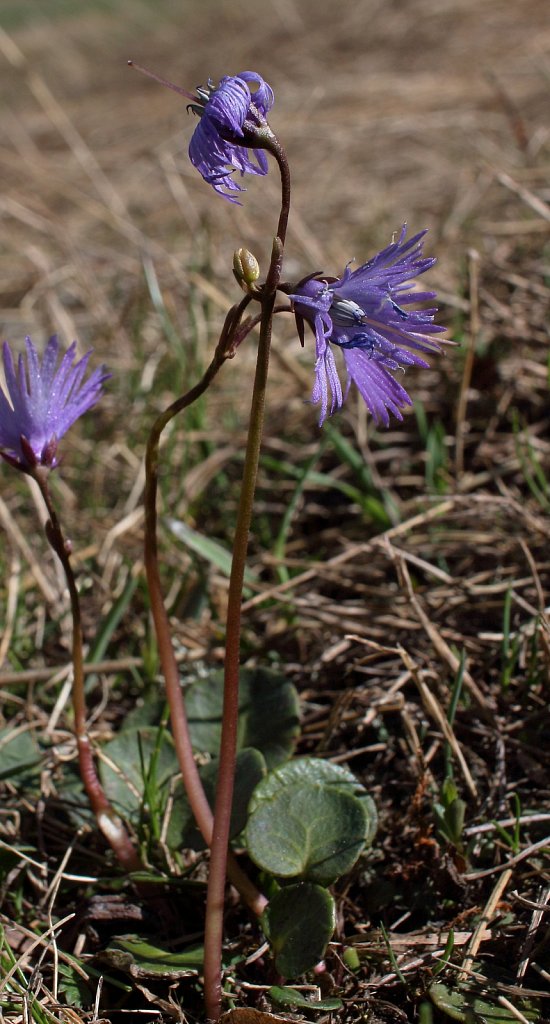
[248,757,377,848]
[185,667,300,769]
[246,780,368,885]
[262,883,335,977]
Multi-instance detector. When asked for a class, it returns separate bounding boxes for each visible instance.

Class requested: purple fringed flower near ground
[188,71,274,202]
[289,226,445,426]
[0,336,109,472]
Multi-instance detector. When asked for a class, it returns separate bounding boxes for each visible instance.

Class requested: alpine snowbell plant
[1,64,445,1023]
[0,337,142,872]
[134,64,443,1019]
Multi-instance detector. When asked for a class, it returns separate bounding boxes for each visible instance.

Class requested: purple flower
[0,336,109,472]
[289,226,445,426]
[188,71,274,202]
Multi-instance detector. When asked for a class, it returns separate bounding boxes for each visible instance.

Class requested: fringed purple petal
[343,348,412,427]
[290,226,445,426]
[239,71,274,116]
[0,336,109,471]
[188,70,274,202]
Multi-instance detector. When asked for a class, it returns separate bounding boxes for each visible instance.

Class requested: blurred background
[0,0,549,636]
[1,0,548,339]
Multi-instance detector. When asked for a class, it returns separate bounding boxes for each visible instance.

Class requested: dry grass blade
[454,249,479,479]
[460,868,513,979]
[385,538,491,712]
[516,884,550,980]
[0,495,57,606]
[398,645,478,799]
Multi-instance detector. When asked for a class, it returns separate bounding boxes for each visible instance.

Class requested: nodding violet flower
[289,226,445,426]
[188,71,274,202]
[0,336,109,472]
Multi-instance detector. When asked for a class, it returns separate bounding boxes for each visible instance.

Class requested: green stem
[203,135,291,1021]
[34,470,142,872]
[143,305,266,915]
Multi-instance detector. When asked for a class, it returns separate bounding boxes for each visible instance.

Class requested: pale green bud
[233,248,260,290]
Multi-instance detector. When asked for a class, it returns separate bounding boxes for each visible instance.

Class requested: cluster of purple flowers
[0,69,444,479]
[188,71,443,426]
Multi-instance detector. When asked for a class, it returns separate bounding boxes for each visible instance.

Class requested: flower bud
[233,248,260,291]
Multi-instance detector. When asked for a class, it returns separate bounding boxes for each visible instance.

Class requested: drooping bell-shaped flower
[289,226,445,426]
[188,71,275,203]
[0,335,109,472]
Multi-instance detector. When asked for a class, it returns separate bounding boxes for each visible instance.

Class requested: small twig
[464,813,550,837]
[399,645,477,799]
[496,170,550,223]
[386,539,490,713]
[241,499,455,612]
[464,835,550,880]
[516,884,550,979]
[497,995,531,1024]
[460,867,513,979]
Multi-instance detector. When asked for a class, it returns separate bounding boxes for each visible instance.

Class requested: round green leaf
[246,781,368,885]
[248,757,377,847]
[262,883,335,977]
[185,667,300,769]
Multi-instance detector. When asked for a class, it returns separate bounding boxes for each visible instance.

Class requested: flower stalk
[33,469,142,872]
[0,336,140,868]
[203,144,290,1021]
[143,304,267,915]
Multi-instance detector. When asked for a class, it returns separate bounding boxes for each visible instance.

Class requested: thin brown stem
[34,469,142,872]
[203,140,291,1021]
[143,314,266,915]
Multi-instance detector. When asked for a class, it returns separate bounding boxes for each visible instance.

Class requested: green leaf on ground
[101,720,266,851]
[167,747,266,849]
[262,883,335,977]
[100,725,179,820]
[100,936,203,978]
[246,758,376,884]
[430,981,539,1023]
[248,757,377,845]
[185,666,300,769]
[0,727,43,784]
[269,986,342,1011]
